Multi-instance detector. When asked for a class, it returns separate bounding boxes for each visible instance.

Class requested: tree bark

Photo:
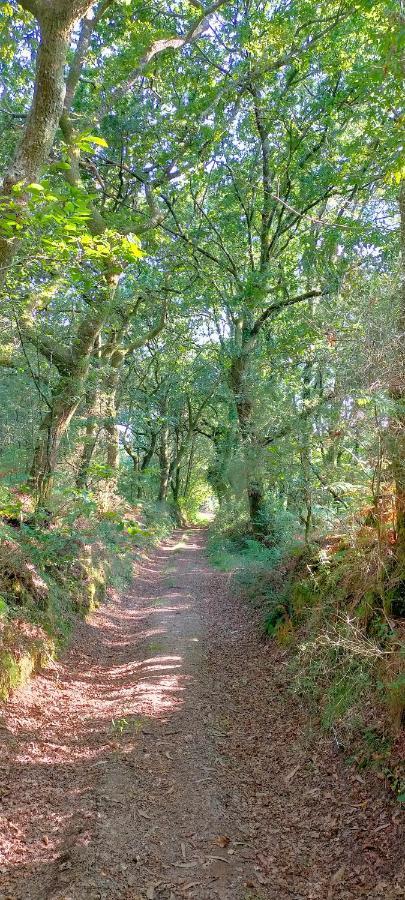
[300,362,313,543]
[29,302,111,501]
[0,4,91,283]
[391,181,405,559]
[104,357,122,473]
[158,397,170,502]
[76,388,100,489]
[229,348,267,534]
[30,371,83,501]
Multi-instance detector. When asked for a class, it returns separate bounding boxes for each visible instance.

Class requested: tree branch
[249,289,326,342]
[107,0,228,106]
[125,300,167,355]
[18,316,72,373]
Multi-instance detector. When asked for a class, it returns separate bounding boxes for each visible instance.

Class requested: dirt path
[0,529,403,900]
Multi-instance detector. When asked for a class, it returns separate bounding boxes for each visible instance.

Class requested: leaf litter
[0,529,403,899]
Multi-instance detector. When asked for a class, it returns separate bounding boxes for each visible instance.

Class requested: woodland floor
[0,528,404,900]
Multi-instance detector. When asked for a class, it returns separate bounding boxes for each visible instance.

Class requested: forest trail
[0,529,403,900]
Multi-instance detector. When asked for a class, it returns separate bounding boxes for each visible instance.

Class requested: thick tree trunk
[29,304,109,502]
[30,370,85,501]
[0,10,76,284]
[105,396,120,471]
[229,350,267,534]
[76,391,100,489]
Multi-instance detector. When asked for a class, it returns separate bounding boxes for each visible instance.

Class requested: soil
[0,528,403,900]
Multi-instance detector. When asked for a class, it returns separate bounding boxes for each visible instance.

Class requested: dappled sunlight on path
[0,531,203,898]
[0,529,403,900]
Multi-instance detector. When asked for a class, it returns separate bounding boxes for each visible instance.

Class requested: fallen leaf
[215,834,230,848]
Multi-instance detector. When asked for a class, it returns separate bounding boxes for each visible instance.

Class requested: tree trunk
[30,370,85,501]
[102,347,124,487]
[76,390,100,489]
[183,434,196,498]
[229,350,267,534]
[158,400,170,502]
[300,362,313,543]
[141,432,157,472]
[170,464,183,524]
[391,181,405,559]
[0,11,75,284]
[105,391,120,471]
[29,304,109,502]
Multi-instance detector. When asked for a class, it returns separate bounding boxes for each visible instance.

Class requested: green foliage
[0,650,24,700]
[0,488,175,696]
[0,0,403,789]
[0,484,21,520]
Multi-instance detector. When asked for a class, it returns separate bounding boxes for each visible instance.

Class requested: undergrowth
[208,516,405,801]
[0,485,174,700]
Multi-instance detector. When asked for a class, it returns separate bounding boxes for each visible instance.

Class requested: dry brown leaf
[215,834,230,848]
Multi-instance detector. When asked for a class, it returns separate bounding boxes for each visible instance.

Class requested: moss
[0,631,53,700]
[0,650,21,699]
[70,547,107,616]
[0,500,173,699]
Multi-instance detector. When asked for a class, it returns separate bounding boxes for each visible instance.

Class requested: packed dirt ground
[0,529,403,899]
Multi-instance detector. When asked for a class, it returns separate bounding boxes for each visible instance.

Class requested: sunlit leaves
[74,132,109,151]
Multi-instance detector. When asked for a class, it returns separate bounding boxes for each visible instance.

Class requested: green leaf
[27,183,45,193]
[76,132,109,149]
